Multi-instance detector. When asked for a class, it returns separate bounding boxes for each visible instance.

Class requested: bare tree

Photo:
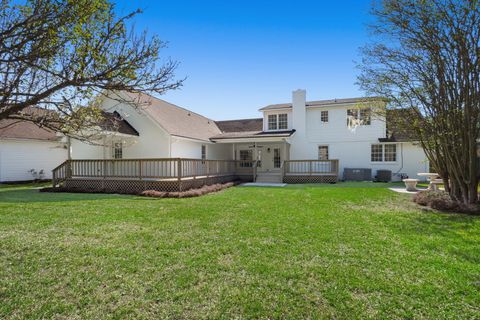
[358,0,480,206]
[0,0,182,140]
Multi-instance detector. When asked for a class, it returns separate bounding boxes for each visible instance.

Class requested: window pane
[278,114,288,130]
[321,110,328,122]
[201,145,206,160]
[318,145,329,160]
[347,109,358,125]
[384,144,397,162]
[268,114,277,130]
[360,108,371,125]
[239,150,253,167]
[273,148,281,168]
[371,144,383,162]
[113,142,123,159]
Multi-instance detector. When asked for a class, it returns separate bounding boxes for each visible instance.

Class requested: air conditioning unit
[343,168,372,181]
[376,170,392,182]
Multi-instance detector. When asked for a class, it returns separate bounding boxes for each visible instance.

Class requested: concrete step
[256,174,283,183]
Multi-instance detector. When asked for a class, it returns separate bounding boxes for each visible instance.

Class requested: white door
[258,145,281,172]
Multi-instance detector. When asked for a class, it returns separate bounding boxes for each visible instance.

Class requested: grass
[0,183,479,319]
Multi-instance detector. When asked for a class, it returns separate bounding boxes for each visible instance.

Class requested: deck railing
[283,159,339,175]
[52,158,257,186]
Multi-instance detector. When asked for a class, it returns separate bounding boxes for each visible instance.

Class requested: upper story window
[268,114,277,130]
[371,144,397,162]
[112,142,123,159]
[321,110,329,123]
[347,108,371,126]
[267,113,288,130]
[278,114,288,129]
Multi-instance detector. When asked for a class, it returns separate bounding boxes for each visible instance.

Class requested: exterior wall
[70,139,105,159]
[208,143,233,160]
[170,138,233,160]
[286,139,428,181]
[0,139,67,182]
[71,96,171,159]
[262,91,429,181]
[102,97,171,158]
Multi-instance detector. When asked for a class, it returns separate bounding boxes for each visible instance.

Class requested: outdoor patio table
[417,173,439,190]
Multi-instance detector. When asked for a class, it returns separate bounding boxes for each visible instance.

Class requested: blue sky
[115,1,374,120]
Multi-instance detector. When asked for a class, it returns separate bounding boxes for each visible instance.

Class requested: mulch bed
[413,190,480,215]
[40,181,240,198]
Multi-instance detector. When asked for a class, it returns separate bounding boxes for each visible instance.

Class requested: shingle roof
[99,111,139,136]
[211,130,295,140]
[0,107,61,141]
[123,92,221,142]
[0,118,59,141]
[215,118,263,132]
[260,97,386,111]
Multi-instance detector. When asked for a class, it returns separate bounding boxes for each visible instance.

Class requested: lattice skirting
[63,175,239,193]
[283,175,338,184]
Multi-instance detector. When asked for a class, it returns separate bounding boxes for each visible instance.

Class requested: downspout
[67,136,72,160]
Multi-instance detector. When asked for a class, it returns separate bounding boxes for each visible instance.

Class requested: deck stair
[255,172,283,183]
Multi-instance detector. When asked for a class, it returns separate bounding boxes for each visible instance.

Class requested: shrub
[140,182,236,198]
[413,190,480,214]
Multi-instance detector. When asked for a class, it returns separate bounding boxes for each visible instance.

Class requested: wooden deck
[53,158,257,193]
[52,158,339,193]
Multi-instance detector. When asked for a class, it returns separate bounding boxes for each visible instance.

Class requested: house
[57,89,428,191]
[0,115,67,182]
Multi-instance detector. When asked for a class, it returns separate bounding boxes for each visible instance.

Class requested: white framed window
[318,145,329,160]
[267,113,288,130]
[347,108,372,126]
[278,114,288,130]
[371,144,383,162]
[321,110,329,123]
[239,150,253,167]
[112,142,123,159]
[384,144,397,162]
[201,145,206,161]
[371,144,397,162]
[268,114,277,130]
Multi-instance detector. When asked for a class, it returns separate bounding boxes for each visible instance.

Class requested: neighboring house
[0,117,67,182]
[70,90,428,184]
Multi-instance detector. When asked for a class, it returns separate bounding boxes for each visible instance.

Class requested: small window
[318,145,329,160]
[321,110,328,123]
[268,114,277,130]
[239,150,253,167]
[371,144,383,162]
[112,142,123,159]
[278,114,288,130]
[201,145,206,161]
[384,144,397,162]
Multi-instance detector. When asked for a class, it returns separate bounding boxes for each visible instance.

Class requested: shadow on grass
[0,188,136,203]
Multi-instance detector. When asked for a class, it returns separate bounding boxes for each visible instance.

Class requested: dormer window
[268,113,288,130]
[268,114,277,130]
[278,114,288,129]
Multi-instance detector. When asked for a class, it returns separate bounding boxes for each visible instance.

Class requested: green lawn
[0,183,479,319]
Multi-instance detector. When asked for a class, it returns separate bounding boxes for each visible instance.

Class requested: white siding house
[0,118,67,182]
[64,89,428,184]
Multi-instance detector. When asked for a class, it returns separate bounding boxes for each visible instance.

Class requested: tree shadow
[0,188,138,203]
